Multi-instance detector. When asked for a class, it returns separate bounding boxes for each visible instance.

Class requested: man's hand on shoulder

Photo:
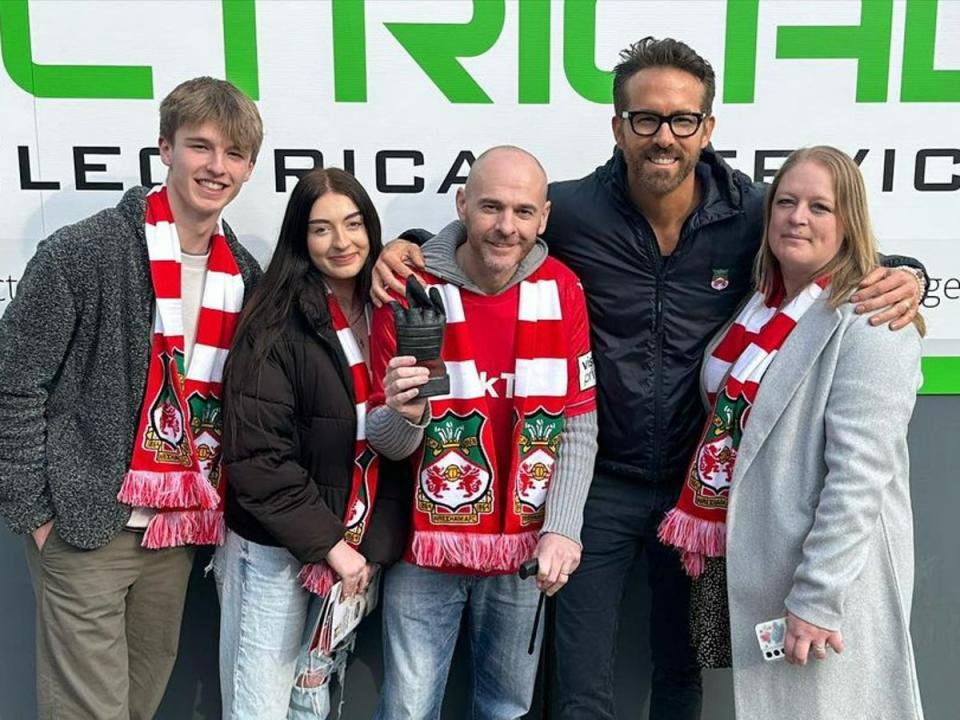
[372,239,426,307]
[534,532,581,596]
[850,267,923,330]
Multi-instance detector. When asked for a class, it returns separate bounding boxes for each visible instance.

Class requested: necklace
[349,310,370,363]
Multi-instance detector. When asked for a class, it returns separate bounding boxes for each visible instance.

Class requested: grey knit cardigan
[0,187,262,549]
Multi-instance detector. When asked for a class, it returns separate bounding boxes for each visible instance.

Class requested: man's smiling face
[613,66,715,197]
[159,121,255,223]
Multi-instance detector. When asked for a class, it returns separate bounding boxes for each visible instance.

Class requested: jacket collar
[295,270,334,337]
[422,220,549,293]
[295,270,356,399]
[600,145,748,226]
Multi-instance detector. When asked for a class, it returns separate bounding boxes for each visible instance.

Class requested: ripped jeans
[214,530,353,720]
[289,597,353,720]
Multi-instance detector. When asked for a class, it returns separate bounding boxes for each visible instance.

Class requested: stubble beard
[627,147,700,197]
[481,242,521,278]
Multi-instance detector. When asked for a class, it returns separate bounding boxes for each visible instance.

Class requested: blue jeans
[374,561,542,720]
[214,530,348,720]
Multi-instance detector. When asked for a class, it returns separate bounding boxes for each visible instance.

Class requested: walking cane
[519,558,545,655]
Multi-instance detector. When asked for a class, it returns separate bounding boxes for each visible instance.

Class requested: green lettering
[0,0,153,98]
[222,0,259,100]
[776,0,893,102]
[901,0,960,102]
[562,0,612,104]
[518,0,550,104]
[384,1,504,103]
[332,0,367,102]
[723,0,760,103]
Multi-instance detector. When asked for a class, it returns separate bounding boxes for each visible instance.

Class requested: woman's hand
[371,239,425,307]
[784,611,844,665]
[384,356,430,422]
[326,540,367,598]
[362,562,380,590]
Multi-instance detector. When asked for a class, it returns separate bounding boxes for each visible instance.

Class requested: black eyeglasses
[620,111,707,138]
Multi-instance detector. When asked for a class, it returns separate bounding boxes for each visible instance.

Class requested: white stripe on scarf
[705,282,826,394]
[518,279,562,321]
[428,280,568,400]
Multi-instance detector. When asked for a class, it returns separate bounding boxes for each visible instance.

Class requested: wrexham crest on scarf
[418,410,493,523]
[344,446,377,544]
[142,351,192,466]
[690,390,747,508]
[514,409,564,522]
[187,390,223,486]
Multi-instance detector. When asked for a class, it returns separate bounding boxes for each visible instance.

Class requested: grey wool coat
[713,294,924,720]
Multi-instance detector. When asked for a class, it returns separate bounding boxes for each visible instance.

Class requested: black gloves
[391,275,449,398]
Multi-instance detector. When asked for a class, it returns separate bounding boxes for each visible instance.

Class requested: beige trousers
[24,527,194,720]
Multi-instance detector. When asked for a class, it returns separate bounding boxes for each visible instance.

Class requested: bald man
[366,146,599,719]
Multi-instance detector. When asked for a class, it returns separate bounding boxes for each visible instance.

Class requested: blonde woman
[661,146,925,719]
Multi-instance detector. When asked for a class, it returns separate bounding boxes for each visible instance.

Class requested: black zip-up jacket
[544,148,765,484]
[223,271,411,566]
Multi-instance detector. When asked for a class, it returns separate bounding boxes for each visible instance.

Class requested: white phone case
[755,617,787,661]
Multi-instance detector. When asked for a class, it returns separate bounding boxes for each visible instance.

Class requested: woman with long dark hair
[214,168,409,718]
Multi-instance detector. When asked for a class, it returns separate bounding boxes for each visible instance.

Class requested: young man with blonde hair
[0,76,262,719]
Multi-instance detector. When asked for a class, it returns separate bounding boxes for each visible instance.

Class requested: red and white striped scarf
[659,277,829,577]
[410,266,572,573]
[298,292,380,596]
[118,186,244,548]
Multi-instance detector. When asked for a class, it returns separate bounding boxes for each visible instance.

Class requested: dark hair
[223,168,382,424]
[613,37,716,115]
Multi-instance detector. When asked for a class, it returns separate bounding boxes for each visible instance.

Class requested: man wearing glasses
[374,37,924,719]
[544,37,924,720]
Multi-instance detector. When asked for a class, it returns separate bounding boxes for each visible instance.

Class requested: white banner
[1,0,957,389]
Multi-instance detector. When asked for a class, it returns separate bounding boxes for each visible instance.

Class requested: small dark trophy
[391,275,449,398]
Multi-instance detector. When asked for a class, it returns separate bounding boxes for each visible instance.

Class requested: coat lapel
[732,297,842,482]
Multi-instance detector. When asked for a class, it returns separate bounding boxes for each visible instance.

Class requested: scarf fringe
[298,562,337,597]
[141,509,224,549]
[657,507,726,579]
[681,551,706,579]
[118,470,221,510]
[411,530,538,573]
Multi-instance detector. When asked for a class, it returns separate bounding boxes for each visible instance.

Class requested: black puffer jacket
[223,271,411,566]
[544,148,766,485]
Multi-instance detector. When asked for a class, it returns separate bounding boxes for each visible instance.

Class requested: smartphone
[755,617,787,661]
